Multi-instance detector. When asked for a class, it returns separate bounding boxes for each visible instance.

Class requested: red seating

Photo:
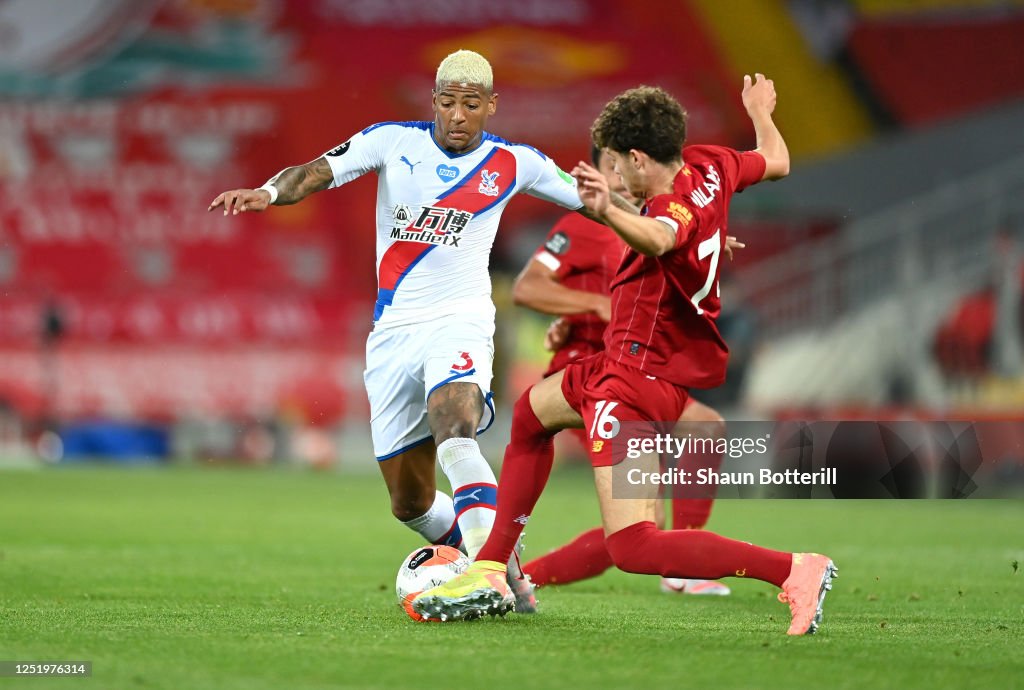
[934,291,997,376]
[847,14,1024,125]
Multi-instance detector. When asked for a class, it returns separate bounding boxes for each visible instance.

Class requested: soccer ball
[395,545,469,621]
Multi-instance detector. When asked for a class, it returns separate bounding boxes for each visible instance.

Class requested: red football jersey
[532,212,624,349]
[604,145,766,388]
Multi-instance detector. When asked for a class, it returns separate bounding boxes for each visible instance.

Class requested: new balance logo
[453,489,483,506]
[513,514,530,525]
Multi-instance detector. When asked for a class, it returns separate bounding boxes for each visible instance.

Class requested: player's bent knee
[679,404,726,440]
[604,521,661,575]
[431,423,477,446]
[703,416,726,443]
[427,383,483,444]
[390,493,435,523]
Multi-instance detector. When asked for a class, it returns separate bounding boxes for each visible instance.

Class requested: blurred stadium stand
[0,0,1022,465]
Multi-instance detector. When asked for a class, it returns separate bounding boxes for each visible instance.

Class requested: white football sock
[400,490,461,548]
[437,437,496,560]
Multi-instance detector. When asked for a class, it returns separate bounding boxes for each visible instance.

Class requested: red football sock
[522,527,613,586]
[605,521,792,587]
[672,499,715,530]
[475,389,555,565]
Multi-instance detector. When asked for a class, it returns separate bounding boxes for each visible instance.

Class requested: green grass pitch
[0,466,1021,689]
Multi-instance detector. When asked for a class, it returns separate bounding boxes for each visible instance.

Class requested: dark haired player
[415,76,838,635]
[513,144,734,596]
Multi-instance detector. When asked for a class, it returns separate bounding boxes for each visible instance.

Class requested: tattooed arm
[207,157,334,215]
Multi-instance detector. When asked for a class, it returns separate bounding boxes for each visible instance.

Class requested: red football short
[560,353,691,467]
[543,339,602,379]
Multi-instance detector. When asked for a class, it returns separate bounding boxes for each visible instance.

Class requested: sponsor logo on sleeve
[667,202,693,227]
[544,231,570,255]
[327,141,351,157]
[557,167,575,186]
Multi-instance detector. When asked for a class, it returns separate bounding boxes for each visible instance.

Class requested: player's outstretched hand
[571,161,610,217]
[544,317,572,352]
[208,188,272,216]
[741,73,776,115]
[724,235,746,261]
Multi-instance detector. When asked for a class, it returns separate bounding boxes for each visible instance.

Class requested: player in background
[513,144,733,596]
[208,50,634,612]
[415,77,838,635]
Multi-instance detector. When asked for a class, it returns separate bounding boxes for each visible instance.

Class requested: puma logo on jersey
[399,156,420,174]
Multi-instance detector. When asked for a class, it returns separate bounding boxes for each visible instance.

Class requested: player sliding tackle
[514,144,740,596]
[208,50,637,614]
[414,76,838,635]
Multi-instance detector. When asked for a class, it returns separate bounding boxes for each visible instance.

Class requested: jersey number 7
[690,228,721,316]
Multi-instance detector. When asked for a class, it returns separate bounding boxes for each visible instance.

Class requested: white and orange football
[395,545,469,621]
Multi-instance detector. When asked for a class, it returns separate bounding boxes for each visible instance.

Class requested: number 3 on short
[590,400,620,439]
[691,228,721,315]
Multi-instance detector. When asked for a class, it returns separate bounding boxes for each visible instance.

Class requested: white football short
[364,317,496,461]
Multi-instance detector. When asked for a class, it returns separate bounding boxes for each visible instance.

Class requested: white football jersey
[323,121,583,328]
